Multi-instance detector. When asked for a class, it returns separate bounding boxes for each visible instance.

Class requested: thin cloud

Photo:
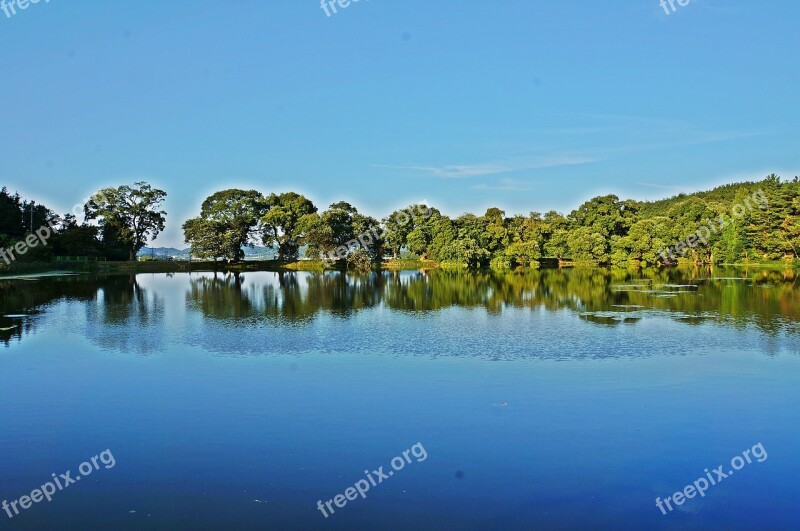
[473,178,536,192]
[395,164,511,178]
[375,155,599,179]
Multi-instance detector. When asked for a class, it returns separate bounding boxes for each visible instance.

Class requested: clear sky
[2,0,799,247]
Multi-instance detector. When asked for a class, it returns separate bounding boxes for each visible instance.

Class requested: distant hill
[138,246,278,260]
[137,247,189,258]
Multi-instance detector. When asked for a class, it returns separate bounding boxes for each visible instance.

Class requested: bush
[347,249,372,272]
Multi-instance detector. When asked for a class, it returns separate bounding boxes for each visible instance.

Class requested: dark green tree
[261,192,317,260]
[84,182,167,261]
[183,189,264,262]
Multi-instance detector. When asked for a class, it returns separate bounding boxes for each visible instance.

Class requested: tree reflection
[84,274,165,353]
[2,267,799,352]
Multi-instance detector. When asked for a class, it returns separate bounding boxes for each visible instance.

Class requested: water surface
[1,267,799,529]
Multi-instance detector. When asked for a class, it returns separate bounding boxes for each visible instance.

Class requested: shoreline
[1,258,798,279]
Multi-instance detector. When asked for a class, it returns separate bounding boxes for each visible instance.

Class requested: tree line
[183,175,800,268]
[0,182,166,263]
[1,174,799,268]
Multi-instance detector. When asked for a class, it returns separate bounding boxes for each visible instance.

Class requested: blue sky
[2,0,799,247]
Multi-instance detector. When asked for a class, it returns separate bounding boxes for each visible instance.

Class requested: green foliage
[382,205,435,259]
[97,223,130,261]
[0,188,25,248]
[183,189,264,262]
[85,182,167,261]
[438,230,489,268]
[567,227,608,265]
[52,215,103,257]
[610,217,671,267]
[544,228,570,260]
[261,192,317,260]
[6,173,800,271]
[346,248,373,272]
[303,202,382,261]
[569,195,636,239]
[0,191,111,262]
[505,241,540,268]
[714,221,744,264]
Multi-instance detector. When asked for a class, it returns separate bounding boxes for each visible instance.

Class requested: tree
[317,201,359,257]
[482,207,509,255]
[183,218,225,261]
[567,227,608,264]
[569,195,637,238]
[776,194,800,260]
[505,240,540,268]
[99,223,132,261]
[173,175,800,270]
[52,215,103,257]
[0,188,25,248]
[544,229,570,260]
[426,215,457,262]
[505,213,544,267]
[300,213,336,259]
[183,189,264,261]
[747,175,789,259]
[610,217,671,266]
[261,192,317,260]
[301,202,383,261]
[84,182,167,261]
[713,221,745,264]
[438,237,489,268]
[351,211,383,259]
[665,197,716,263]
[346,248,372,272]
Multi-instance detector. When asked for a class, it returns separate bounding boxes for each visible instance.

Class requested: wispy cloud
[472,178,536,192]
[387,163,511,178]
[375,155,599,179]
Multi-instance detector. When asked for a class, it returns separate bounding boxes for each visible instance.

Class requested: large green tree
[52,214,103,258]
[301,202,382,260]
[382,205,432,259]
[84,182,167,261]
[0,188,25,248]
[567,227,608,264]
[261,192,317,260]
[610,217,671,266]
[182,189,264,262]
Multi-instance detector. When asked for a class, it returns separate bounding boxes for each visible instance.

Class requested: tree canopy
[261,192,317,260]
[84,182,167,261]
[182,189,264,262]
[5,174,800,268]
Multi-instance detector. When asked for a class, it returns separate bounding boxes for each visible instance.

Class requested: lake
[1,267,799,529]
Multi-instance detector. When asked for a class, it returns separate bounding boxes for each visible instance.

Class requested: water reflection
[186,271,384,323]
[2,267,799,352]
[84,275,165,354]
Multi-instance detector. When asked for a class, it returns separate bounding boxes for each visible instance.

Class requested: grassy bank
[5,257,797,278]
[2,259,333,275]
[382,259,438,271]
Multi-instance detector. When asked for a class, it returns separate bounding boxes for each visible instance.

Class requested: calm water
[1,268,799,530]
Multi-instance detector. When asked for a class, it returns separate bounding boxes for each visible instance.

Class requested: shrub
[347,248,373,272]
